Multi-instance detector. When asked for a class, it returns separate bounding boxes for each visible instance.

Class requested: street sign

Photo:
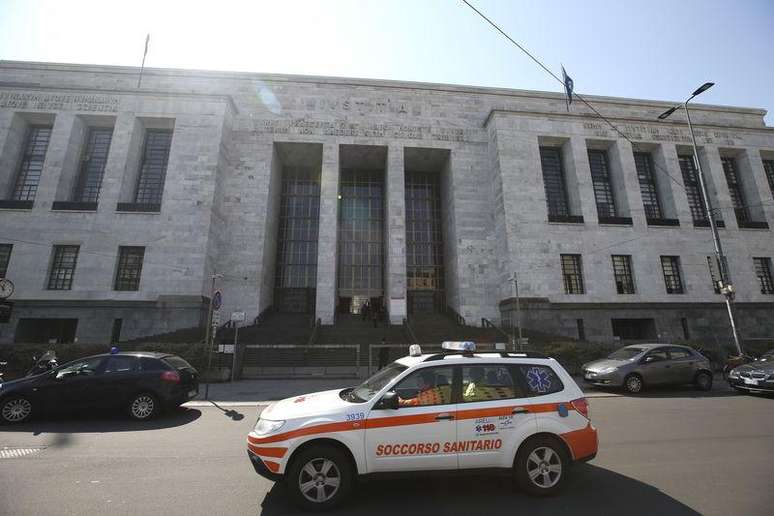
[212,290,222,310]
[231,311,245,322]
[212,310,221,325]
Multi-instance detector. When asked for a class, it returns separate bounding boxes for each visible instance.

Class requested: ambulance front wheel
[514,436,568,496]
[286,444,354,511]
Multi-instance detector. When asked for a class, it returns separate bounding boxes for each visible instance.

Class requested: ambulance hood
[260,388,358,420]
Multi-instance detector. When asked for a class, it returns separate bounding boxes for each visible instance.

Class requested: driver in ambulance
[399,371,444,406]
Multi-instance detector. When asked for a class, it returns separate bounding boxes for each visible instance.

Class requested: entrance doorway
[611,318,657,340]
[15,318,78,343]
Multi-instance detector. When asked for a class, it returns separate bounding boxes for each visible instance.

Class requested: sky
[1,0,773,124]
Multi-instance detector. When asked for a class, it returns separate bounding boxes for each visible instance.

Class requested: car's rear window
[163,356,194,370]
[140,357,169,372]
[513,365,564,396]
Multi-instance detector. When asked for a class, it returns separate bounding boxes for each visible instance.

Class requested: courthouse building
[0,60,773,345]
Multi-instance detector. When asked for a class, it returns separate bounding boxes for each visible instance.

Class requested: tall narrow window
[707,256,722,294]
[11,126,52,202]
[114,246,145,291]
[754,257,774,295]
[0,244,12,278]
[611,255,635,294]
[660,256,684,294]
[47,245,79,290]
[763,160,774,198]
[73,127,113,203]
[634,152,663,219]
[274,167,321,313]
[540,147,570,219]
[134,129,172,206]
[721,157,750,224]
[681,318,691,340]
[588,149,616,218]
[679,154,708,224]
[406,170,445,312]
[576,319,586,340]
[561,254,584,294]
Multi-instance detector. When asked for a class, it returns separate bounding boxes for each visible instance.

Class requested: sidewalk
[185,374,734,406]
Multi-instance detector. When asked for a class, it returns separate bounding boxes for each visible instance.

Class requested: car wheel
[694,371,713,391]
[1,396,33,424]
[623,374,644,394]
[514,436,568,496]
[286,444,353,511]
[128,393,159,421]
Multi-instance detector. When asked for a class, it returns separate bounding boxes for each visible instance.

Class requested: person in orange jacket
[399,371,444,407]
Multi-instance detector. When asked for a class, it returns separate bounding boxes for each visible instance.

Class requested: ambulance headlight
[254,418,285,435]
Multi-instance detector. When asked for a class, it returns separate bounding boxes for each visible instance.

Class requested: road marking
[0,447,44,459]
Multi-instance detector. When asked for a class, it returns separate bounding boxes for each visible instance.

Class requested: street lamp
[658,82,743,356]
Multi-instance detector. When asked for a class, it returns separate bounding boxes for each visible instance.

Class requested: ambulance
[246,342,598,511]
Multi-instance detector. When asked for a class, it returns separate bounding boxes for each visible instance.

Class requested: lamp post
[509,273,522,351]
[658,83,743,356]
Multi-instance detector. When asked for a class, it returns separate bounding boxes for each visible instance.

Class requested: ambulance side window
[513,365,564,396]
[461,365,524,402]
[393,366,454,407]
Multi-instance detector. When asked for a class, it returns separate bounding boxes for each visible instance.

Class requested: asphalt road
[1,390,773,516]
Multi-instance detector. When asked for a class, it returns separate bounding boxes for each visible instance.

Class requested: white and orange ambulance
[246,342,598,511]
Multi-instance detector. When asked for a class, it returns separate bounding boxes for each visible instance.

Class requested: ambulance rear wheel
[286,444,353,511]
[515,436,567,496]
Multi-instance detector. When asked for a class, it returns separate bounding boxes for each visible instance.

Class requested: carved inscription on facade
[0,92,120,112]
[258,118,466,142]
[582,121,739,145]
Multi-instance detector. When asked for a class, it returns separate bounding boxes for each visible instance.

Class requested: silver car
[581,344,713,394]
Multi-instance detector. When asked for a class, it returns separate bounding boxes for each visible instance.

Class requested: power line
[460,0,687,190]
[0,235,189,273]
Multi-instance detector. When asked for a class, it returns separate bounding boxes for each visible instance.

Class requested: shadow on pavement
[0,406,202,435]
[257,463,700,516]
[585,383,742,400]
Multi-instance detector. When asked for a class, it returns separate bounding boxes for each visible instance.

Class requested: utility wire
[461,0,687,190]
[0,235,189,273]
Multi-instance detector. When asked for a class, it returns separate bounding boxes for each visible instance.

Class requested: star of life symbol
[526,367,551,393]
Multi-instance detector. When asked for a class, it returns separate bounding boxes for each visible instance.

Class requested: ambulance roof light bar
[441,341,476,353]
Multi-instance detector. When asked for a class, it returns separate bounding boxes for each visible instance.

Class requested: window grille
[47,245,79,290]
[114,246,145,291]
[587,149,616,218]
[634,152,662,219]
[561,254,584,294]
[611,255,635,294]
[660,256,684,294]
[11,126,52,202]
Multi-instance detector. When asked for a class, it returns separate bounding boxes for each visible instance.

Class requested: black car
[727,349,774,394]
[0,352,199,424]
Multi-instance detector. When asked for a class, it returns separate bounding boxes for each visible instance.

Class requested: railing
[481,317,512,341]
[367,342,502,376]
[253,304,274,326]
[307,318,321,346]
[242,344,361,378]
[403,318,418,344]
[445,305,466,326]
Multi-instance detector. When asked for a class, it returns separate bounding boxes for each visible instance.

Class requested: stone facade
[0,61,773,345]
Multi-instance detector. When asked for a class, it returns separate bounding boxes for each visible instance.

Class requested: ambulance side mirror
[376,391,399,410]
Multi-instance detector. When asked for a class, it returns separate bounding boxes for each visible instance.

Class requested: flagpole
[137,34,150,89]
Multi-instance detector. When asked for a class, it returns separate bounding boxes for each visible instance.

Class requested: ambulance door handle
[435,414,454,421]
[512,407,529,415]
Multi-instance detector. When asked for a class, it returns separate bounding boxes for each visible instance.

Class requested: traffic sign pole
[203,276,222,400]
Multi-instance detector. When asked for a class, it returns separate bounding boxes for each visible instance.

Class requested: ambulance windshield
[349,363,408,402]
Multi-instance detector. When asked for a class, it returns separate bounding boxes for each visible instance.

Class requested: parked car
[0,352,199,424]
[727,349,774,394]
[582,344,713,394]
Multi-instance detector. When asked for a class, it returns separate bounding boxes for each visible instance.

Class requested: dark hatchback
[0,352,199,424]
